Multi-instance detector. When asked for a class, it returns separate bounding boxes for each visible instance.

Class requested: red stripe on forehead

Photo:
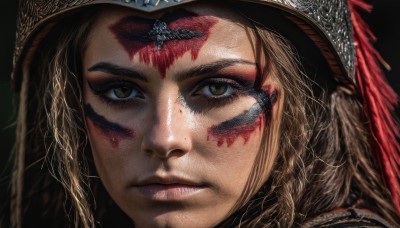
[109,9,217,78]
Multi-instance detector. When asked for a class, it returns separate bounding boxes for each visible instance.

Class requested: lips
[133,175,206,201]
[136,184,204,200]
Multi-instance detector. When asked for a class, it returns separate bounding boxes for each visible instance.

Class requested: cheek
[206,90,276,147]
[201,131,263,217]
[207,110,265,147]
[202,89,279,197]
[198,118,264,188]
[85,119,130,173]
[218,137,262,177]
[85,104,135,149]
[86,119,140,198]
[84,106,141,192]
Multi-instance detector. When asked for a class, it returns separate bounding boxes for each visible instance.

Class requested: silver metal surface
[13,0,356,89]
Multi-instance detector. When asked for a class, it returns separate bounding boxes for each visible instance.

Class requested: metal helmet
[13,0,355,90]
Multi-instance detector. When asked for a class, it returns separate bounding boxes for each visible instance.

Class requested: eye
[87,80,144,105]
[188,78,250,113]
[105,86,140,100]
[185,75,256,113]
[200,82,235,97]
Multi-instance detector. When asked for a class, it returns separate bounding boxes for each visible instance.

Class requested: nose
[141,94,192,160]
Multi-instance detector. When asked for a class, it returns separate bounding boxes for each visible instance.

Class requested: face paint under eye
[109,9,217,78]
[207,90,278,147]
[85,104,135,148]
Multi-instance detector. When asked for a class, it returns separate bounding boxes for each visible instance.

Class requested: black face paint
[114,9,205,50]
[211,101,262,135]
[130,19,204,50]
[207,90,278,147]
[109,8,217,78]
[85,104,134,148]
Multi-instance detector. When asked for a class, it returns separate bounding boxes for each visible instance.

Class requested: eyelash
[88,80,144,107]
[191,78,250,106]
[88,77,252,108]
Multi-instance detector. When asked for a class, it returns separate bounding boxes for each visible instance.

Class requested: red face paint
[207,90,278,147]
[85,104,134,148]
[208,112,264,147]
[110,9,217,78]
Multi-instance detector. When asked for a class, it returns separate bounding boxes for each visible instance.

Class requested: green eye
[198,81,235,98]
[104,85,141,100]
[208,84,228,96]
[113,86,133,98]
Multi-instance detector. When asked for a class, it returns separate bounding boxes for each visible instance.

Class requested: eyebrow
[87,59,256,81]
[88,62,148,82]
[176,59,257,82]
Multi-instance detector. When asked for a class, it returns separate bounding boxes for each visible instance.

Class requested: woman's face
[83,3,280,227]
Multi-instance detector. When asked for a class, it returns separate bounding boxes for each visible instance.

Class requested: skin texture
[208,90,278,147]
[85,103,134,148]
[109,8,217,78]
[83,3,281,228]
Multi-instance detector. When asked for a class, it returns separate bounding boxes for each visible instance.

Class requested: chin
[129,207,227,228]
[132,214,212,228]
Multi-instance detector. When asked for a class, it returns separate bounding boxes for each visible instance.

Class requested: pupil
[210,84,227,95]
[114,87,132,98]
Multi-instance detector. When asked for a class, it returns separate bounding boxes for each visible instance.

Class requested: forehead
[85,3,261,76]
[88,3,255,51]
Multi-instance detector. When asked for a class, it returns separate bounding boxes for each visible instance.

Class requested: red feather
[348,0,400,214]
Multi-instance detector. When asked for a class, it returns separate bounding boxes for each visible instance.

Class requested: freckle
[179,109,182,113]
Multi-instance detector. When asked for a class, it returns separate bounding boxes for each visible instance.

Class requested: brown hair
[10,10,99,228]
[219,21,400,226]
[7,5,400,228]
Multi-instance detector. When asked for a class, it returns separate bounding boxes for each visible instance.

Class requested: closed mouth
[135,183,206,201]
[132,175,207,201]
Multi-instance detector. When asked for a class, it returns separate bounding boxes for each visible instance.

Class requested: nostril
[166,149,186,158]
[144,147,187,160]
[140,98,192,160]
[141,130,192,160]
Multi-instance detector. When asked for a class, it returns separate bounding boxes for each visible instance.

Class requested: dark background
[0,0,399,204]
